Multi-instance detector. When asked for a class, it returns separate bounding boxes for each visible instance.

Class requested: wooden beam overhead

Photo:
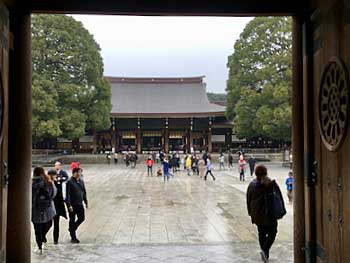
[26,0,311,16]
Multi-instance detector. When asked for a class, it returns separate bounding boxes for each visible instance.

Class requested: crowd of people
[32,152,293,263]
[142,152,217,182]
[32,161,88,254]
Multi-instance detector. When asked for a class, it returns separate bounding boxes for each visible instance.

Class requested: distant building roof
[107,76,226,117]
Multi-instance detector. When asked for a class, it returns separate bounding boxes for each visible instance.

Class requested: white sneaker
[34,248,43,255]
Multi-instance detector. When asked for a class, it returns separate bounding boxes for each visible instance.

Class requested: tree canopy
[207,92,227,103]
[32,14,111,141]
[226,17,292,141]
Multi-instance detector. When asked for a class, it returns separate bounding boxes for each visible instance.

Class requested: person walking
[146,156,154,176]
[130,153,138,168]
[238,155,246,181]
[176,153,180,172]
[156,152,160,164]
[248,155,257,176]
[285,171,293,203]
[32,167,57,254]
[202,151,208,165]
[185,155,192,176]
[228,153,233,170]
[52,162,69,244]
[66,167,88,243]
[204,155,216,181]
[163,156,171,182]
[219,153,225,170]
[198,158,206,178]
[125,153,130,167]
[247,165,284,262]
[192,155,199,175]
[170,154,177,174]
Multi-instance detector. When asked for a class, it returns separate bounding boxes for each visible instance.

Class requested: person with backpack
[66,167,88,243]
[32,167,57,254]
[246,165,285,263]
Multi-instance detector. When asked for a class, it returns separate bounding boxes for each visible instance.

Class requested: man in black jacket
[66,167,88,243]
[53,161,69,244]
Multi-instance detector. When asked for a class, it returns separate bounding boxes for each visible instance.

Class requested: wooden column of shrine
[7,11,31,263]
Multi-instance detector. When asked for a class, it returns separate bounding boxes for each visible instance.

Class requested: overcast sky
[72,15,252,93]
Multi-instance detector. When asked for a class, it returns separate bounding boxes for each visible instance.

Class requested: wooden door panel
[311,0,350,262]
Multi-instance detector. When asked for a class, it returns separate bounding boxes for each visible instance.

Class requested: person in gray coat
[32,167,57,254]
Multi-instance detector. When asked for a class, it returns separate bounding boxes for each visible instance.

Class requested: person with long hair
[32,167,57,254]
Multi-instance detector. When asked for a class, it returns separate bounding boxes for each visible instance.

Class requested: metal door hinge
[304,153,317,187]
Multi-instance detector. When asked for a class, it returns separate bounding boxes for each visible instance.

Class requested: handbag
[264,180,286,219]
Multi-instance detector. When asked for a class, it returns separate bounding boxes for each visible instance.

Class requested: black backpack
[36,185,52,211]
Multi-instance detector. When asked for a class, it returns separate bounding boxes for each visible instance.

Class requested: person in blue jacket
[163,156,171,182]
[285,171,293,203]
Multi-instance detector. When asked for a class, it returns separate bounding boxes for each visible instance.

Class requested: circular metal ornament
[318,57,350,151]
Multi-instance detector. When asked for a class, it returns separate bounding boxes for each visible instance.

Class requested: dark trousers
[249,165,255,176]
[69,204,85,239]
[147,166,153,176]
[53,215,61,242]
[240,169,245,181]
[257,224,278,259]
[204,170,215,180]
[33,221,51,249]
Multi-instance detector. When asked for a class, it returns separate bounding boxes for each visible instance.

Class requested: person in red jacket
[146,156,154,176]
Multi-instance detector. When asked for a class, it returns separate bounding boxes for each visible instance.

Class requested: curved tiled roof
[107,76,226,117]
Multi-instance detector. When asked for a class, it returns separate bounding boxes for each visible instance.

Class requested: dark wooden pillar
[292,16,305,263]
[189,131,193,152]
[164,129,169,153]
[136,129,141,154]
[207,129,212,153]
[7,11,31,262]
[115,130,119,152]
[226,131,232,149]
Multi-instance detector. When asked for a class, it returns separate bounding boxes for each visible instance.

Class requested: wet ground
[32,162,293,262]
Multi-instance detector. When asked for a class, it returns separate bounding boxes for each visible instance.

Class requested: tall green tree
[226,17,292,141]
[32,14,112,144]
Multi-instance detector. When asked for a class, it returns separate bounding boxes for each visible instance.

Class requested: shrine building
[104,76,235,153]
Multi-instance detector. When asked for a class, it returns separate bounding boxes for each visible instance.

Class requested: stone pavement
[32,163,294,262]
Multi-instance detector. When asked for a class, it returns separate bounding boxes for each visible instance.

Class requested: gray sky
[72,15,252,93]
